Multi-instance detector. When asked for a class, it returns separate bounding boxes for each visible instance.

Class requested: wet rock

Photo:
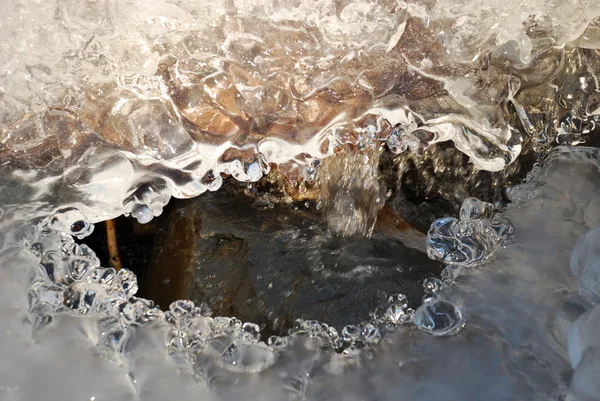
[145,192,443,337]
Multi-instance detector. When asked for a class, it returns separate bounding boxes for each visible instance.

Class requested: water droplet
[132,205,153,224]
[246,162,263,182]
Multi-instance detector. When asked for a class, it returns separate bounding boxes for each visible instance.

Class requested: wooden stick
[105,219,122,271]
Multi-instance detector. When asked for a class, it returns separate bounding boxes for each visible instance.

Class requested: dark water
[144,191,443,337]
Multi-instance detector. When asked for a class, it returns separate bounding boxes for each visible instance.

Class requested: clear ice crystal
[360,324,380,345]
[426,198,514,266]
[291,316,394,352]
[267,335,289,349]
[49,208,94,239]
[24,222,163,362]
[27,279,64,332]
[423,277,444,297]
[412,299,464,337]
[240,322,261,344]
[124,180,173,224]
[119,297,162,325]
[163,299,275,372]
[292,319,340,346]
[4,0,587,226]
[376,294,414,326]
[458,197,495,220]
[386,127,409,154]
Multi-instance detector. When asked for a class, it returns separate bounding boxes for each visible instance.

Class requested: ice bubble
[49,208,94,239]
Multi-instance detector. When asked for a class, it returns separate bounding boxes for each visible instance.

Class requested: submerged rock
[145,192,443,336]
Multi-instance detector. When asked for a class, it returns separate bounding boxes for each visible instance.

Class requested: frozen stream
[2,1,600,400]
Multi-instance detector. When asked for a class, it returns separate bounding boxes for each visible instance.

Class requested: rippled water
[2,1,600,400]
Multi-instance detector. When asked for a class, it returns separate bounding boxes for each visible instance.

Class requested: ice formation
[2,0,600,400]
[426,197,514,266]
[4,145,600,400]
[2,0,599,226]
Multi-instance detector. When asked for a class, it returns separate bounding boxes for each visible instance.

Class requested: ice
[49,208,95,239]
[412,299,464,336]
[3,0,600,233]
[423,277,444,296]
[569,346,600,401]
[2,0,600,400]
[568,304,600,368]
[0,145,596,400]
[571,225,600,301]
[380,294,414,325]
[426,198,514,266]
[543,292,591,361]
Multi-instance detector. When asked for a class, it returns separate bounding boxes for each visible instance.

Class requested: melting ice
[2,0,600,400]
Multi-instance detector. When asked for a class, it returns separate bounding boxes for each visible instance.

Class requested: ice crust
[0,147,597,400]
[2,0,600,227]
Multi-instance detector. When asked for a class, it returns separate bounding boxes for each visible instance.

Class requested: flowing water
[2,1,600,400]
